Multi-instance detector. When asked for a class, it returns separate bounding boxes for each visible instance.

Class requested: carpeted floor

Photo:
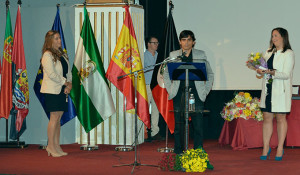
[0,139,300,175]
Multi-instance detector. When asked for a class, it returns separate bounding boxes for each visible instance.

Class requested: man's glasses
[149,42,159,45]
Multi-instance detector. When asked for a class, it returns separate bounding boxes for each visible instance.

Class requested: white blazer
[260,49,295,112]
[40,51,72,94]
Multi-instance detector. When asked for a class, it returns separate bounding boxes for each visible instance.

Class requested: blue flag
[33,6,76,126]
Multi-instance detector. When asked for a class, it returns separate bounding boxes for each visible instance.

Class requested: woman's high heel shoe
[46,147,62,157]
[260,147,271,160]
[61,152,68,156]
[275,150,284,161]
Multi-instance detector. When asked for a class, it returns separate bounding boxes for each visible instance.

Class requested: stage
[1,139,300,175]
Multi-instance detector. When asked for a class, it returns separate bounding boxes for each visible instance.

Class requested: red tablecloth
[219,100,300,150]
[218,118,278,150]
[286,100,300,146]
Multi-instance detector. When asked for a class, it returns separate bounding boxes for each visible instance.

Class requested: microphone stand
[112,58,177,173]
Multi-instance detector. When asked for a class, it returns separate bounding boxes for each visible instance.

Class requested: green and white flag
[70,7,115,133]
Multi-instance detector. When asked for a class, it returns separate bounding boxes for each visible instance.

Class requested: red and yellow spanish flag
[106,6,150,128]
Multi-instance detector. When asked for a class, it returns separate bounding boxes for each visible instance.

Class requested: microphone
[163,51,187,62]
[59,47,65,54]
[168,57,178,61]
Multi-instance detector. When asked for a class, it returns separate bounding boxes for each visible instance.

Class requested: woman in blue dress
[257,27,295,161]
[40,30,72,157]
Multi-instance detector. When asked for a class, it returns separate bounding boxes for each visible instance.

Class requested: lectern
[168,62,207,151]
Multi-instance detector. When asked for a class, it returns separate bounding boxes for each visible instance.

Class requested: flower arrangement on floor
[220,92,263,121]
[246,52,272,83]
[158,147,213,172]
[158,152,181,171]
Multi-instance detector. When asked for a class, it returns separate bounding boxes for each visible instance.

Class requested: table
[219,100,300,150]
[285,100,300,146]
[218,118,278,150]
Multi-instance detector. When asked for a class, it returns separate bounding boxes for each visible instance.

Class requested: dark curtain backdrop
[140,0,169,137]
[140,0,167,47]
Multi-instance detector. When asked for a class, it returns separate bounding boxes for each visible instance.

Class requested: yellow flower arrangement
[179,148,213,172]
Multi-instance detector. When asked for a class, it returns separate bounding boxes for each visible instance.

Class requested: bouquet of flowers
[158,153,179,171]
[246,52,272,83]
[180,148,213,172]
[246,52,267,70]
[158,147,214,172]
[220,92,263,121]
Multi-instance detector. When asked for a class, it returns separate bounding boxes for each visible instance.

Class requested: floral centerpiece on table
[158,147,214,173]
[220,92,263,121]
[246,52,272,84]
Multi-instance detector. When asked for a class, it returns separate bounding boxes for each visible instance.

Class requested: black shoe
[144,137,152,143]
[152,134,165,141]
[174,149,183,155]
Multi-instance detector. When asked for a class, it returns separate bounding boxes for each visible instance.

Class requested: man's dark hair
[179,30,196,41]
[145,36,158,49]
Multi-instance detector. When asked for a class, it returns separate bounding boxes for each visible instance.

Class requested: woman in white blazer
[40,30,72,157]
[257,28,295,161]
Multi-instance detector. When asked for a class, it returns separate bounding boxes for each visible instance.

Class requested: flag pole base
[80,144,99,151]
[115,145,134,152]
[157,147,174,153]
[0,141,28,149]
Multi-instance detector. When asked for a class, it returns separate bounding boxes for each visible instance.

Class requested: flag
[0,7,13,119]
[33,6,76,126]
[150,7,180,134]
[0,57,1,91]
[11,6,29,133]
[106,6,150,128]
[70,6,116,133]
[0,52,1,90]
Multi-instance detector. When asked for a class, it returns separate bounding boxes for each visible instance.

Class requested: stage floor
[1,139,300,175]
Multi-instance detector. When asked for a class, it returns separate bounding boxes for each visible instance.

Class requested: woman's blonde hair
[41,30,64,63]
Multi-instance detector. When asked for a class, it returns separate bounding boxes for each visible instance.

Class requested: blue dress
[261,54,274,112]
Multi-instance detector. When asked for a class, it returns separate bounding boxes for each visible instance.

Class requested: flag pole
[0,0,27,149]
[5,0,10,144]
[78,1,98,151]
[15,0,22,147]
[157,0,175,153]
[115,97,134,152]
[0,0,11,147]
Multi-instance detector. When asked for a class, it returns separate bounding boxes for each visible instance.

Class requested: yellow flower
[243,109,251,116]
[244,92,250,98]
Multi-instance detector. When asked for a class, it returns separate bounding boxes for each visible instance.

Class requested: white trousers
[146,85,160,136]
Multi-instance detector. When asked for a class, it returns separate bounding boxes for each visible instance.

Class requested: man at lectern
[163,30,214,154]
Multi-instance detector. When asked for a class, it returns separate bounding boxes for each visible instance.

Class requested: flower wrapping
[220,92,263,121]
[158,153,177,171]
[246,52,267,70]
[246,52,273,84]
